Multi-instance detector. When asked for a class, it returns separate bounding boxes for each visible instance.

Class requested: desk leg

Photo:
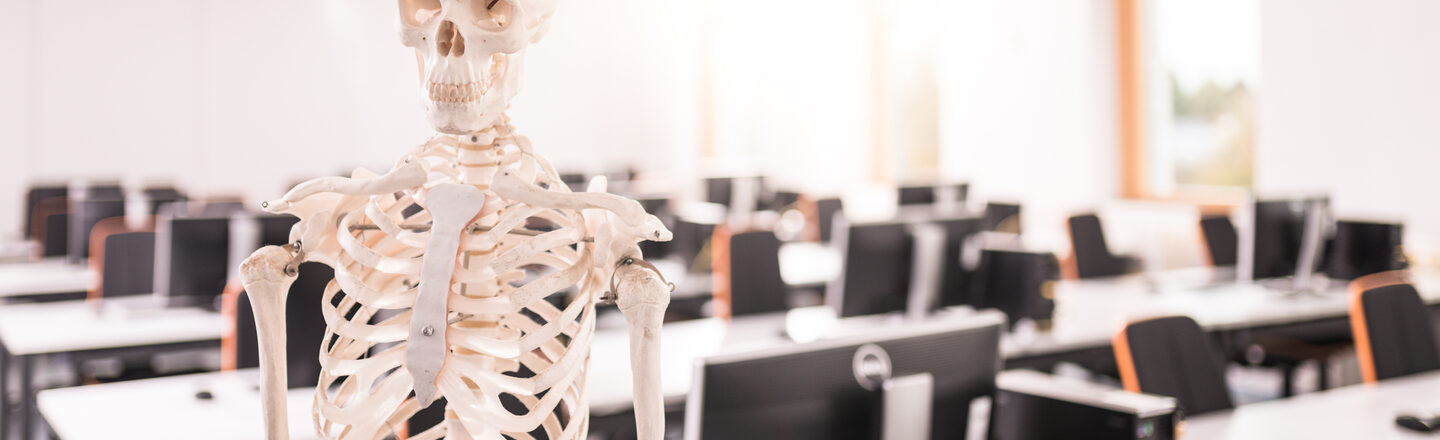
[17,357,29,440]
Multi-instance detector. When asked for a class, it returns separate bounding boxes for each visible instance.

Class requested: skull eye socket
[471,0,513,31]
[399,0,443,27]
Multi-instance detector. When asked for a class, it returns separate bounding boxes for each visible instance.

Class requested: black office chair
[814,198,843,243]
[1199,216,1238,267]
[1113,316,1234,416]
[1349,271,1440,383]
[973,249,1058,328]
[226,262,331,388]
[1068,214,1140,279]
[726,230,789,316]
[24,186,67,240]
[983,202,1022,234]
[42,213,70,257]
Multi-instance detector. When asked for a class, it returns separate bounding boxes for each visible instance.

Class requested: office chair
[723,230,789,317]
[88,216,157,301]
[222,262,331,388]
[814,197,844,243]
[1113,316,1234,416]
[1199,216,1238,267]
[24,186,67,240]
[1349,271,1440,383]
[32,196,70,257]
[1067,214,1140,279]
[983,202,1022,234]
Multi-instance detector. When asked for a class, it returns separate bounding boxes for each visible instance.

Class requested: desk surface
[0,239,36,263]
[38,369,316,440]
[0,258,92,298]
[0,297,225,355]
[1186,370,1440,439]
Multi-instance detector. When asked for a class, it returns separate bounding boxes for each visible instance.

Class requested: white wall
[936,0,1120,253]
[1258,0,1440,262]
[0,0,700,236]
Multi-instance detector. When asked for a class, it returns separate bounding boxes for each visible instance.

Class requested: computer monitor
[155,216,231,309]
[142,187,186,214]
[67,197,127,263]
[100,232,156,298]
[685,311,1005,440]
[933,217,987,309]
[974,249,1059,328]
[1251,198,1330,280]
[828,219,915,318]
[898,185,937,206]
[23,185,67,239]
[1325,220,1406,280]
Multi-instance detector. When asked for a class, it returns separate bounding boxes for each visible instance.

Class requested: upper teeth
[427,82,484,103]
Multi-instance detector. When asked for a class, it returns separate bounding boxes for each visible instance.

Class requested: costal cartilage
[406,183,487,407]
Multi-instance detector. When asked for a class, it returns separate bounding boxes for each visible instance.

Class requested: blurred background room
[1,0,1438,439]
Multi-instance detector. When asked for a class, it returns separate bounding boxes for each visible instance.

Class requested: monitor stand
[882,373,933,440]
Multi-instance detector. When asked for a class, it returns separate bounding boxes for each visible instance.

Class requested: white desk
[0,258,93,299]
[38,369,316,440]
[1186,370,1440,439]
[0,297,227,439]
[0,239,35,263]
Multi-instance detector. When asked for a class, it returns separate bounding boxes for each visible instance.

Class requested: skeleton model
[239,1,673,438]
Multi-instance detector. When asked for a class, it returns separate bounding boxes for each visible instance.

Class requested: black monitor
[142,187,186,214]
[1251,198,1329,280]
[933,217,987,309]
[685,311,1005,440]
[705,177,733,207]
[156,216,231,309]
[23,185,67,239]
[828,219,915,318]
[898,185,937,206]
[973,249,1059,327]
[67,197,127,263]
[100,232,156,298]
[1325,220,1405,280]
[983,202,1022,234]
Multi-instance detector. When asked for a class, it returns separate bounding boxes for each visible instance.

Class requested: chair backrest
[1349,271,1440,383]
[1199,216,1238,267]
[1068,214,1129,279]
[983,203,1022,234]
[98,231,157,299]
[24,186,67,240]
[814,198,843,243]
[727,230,788,316]
[223,262,331,388]
[1112,316,1233,416]
[32,197,70,256]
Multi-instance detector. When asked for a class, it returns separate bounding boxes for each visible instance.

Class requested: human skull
[399,0,559,134]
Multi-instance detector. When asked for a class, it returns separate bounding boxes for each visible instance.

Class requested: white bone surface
[242,130,670,440]
[237,1,671,437]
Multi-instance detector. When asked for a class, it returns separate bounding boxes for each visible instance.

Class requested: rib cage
[290,132,599,439]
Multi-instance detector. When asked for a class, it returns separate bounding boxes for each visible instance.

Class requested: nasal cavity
[435,20,465,57]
